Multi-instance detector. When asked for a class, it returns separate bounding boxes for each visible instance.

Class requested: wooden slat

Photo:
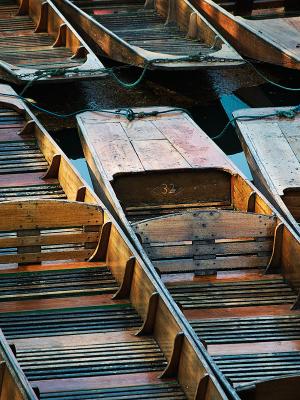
[146,239,273,260]
[134,210,276,243]
[0,200,103,230]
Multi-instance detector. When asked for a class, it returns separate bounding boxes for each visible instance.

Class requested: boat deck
[234,107,300,223]
[167,271,300,389]
[77,108,234,222]
[0,0,84,71]
[0,260,186,399]
[133,208,300,392]
[214,0,300,17]
[0,106,66,201]
[73,0,219,57]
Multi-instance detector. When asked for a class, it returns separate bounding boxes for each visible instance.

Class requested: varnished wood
[159,332,185,378]
[0,0,106,84]
[192,0,300,69]
[112,256,136,299]
[135,292,159,336]
[235,106,300,233]
[53,0,243,70]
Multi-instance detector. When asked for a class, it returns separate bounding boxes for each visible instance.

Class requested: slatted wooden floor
[0,107,67,201]
[0,261,187,399]
[72,0,219,56]
[0,0,84,71]
[165,271,300,390]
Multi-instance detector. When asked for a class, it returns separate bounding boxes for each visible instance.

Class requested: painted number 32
[160,183,176,195]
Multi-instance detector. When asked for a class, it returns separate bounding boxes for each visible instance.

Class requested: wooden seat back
[133,210,277,274]
[0,200,103,264]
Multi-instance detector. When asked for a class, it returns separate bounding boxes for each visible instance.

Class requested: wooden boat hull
[234,106,300,234]
[77,106,300,399]
[0,0,107,84]
[191,0,300,70]
[0,86,230,400]
[53,0,244,70]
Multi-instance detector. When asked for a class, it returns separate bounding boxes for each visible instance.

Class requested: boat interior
[0,88,231,400]
[132,204,300,399]
[70,0,235,61]
[0,85,98,204]
[0,0,103,83]
[211,0,300,18]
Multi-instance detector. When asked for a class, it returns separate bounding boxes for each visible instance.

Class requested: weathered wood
[89,221,112,262]
[0,0,106,85]
[235,107,300,232]
[194,374,210,400]
[18,120,35,137]
[159,332,184,378]
[135,292,159,336]
[112,256,136,299]
[265,222,284,274]
[53,0,243,70]
[76,186,87,202]
[43,154,61,179]
[192,0,300,69]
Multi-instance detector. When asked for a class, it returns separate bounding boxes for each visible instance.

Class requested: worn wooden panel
[152,117,232,168]
[113,169,231,209]
[132,139,190,170]
[0,200,103,231]
[235,110,300,196]
[154,254,270,273]
[134,210,276,243]
[146,239,273,260]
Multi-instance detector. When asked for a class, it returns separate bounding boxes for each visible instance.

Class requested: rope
[211,104,300,141]
[0,91,191,120]
[17,52,300,95]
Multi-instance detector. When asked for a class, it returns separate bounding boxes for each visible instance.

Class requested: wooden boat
[0,86,230,400]
[53,0,244,70]
[234,106,300,233]
[190,0,300,69]
[77,107,274,229]
[0,0,106,85]
[78,107,300,399]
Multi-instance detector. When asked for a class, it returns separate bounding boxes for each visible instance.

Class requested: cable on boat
[211,104,300,141]
[16,53,300,95]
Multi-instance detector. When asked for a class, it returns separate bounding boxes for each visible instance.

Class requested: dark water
[22,60,300,183]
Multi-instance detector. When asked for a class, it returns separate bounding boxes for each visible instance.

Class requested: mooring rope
[210,104,300,141]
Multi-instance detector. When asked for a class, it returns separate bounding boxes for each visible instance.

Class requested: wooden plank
[131,139,190,171]
[31,371,167,394]
[146,239,273,260]
[0,294,128,313]
[154,255,270,273]
[152,117,232,169]
[134,210,276,243]
[246,18,300,59]
[0,200,103,230]
[121,120,165,141]
[83,123,144,180]
[237,119,300,195]
[0,248,94,264]
[0,231,99,248]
